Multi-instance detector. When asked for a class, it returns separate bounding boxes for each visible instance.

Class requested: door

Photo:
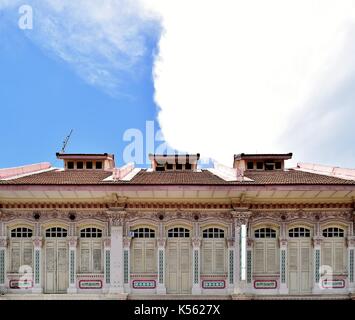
[288,229,312,294]
[44,227,68,293]
[166,227,191,294]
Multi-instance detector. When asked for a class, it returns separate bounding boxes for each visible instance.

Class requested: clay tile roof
[0,168,354,185]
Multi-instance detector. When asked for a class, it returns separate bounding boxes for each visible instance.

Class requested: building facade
[0,152,354,299]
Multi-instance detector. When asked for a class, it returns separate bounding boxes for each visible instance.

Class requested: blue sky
[1,1,355,169]
[0,4,162,168]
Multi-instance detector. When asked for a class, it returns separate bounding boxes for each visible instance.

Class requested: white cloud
[0,0,160,94]
[147,0,355,167]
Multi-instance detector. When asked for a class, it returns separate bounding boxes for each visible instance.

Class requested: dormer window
[149,153,200,172]
[67,161,74,170]
[233,153,292,172]
[57,153,115,171]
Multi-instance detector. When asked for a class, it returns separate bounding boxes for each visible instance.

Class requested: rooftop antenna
[61,129,73,153]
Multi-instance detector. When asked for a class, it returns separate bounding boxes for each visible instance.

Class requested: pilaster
[0,236,7,294]
[123,236,131,293]
[279,237,288,294]
[191,237,202,294]
[156,237,166,294]
[67,236,78,294]
[32,237,43,293]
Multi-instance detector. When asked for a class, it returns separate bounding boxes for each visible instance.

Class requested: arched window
[253,227,279,274]
[11,227,33,238]
[254,228,276,238]
[131,228,155,238]
[9,227,33,272]
[130,227,156,273]
[322,227,344,238]
[80,227,103,238]
[288,227,311,238]
[202,228,226,274]
[45,227,68,238]
[203,228,225,238]
[321,227,346,274]
[167,227,190,238]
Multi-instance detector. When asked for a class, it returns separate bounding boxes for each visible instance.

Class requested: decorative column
[312,236,323,294]
[103,237,111,292]
[279,237,288,294]
[32,237,43,293]
[123,236,131,293]
[232,210,251,296]
[246,238,253,293]
[0,236,7,294]
[156,238,166,294]
[347,236,355,293]
[227,238,235,293]
[109,213,124,294]
[67,236,78,293]
[191,237,202,294]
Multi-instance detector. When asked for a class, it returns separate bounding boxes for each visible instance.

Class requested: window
[255,228,276,238]
[288,227,311,238]
[275,162,282,170]
[265,163,274,170]
[156,164,165,171]
[76,161,84,169]
[80,228,103,273]
[80,227,102,238]
[9,227,33,272]
[202,228,226,274]
[131,228,156,273]
[254,227,279,274]
[11,227,33,238]
[131,228,155,238]
[95,161,103,169]
[185,163,192,170]
[203,228,225,238]
[67,161,74,169]
[176,163,183,170]
[322,227,344,238]
[256,162,264,170]
[166,163,173,170]
[45,227,68,238]
[86,161,93,169]
[321,227,346,273]
[247,161,254,170]
[168,227,190,238]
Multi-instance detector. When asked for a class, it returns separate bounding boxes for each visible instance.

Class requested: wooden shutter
[266,241,277,273]
[202,241,213,274]
[145,241,156,272]
[254,241,265,273]
[322,241,333,269]
[23,243,33,267]
[80,242,90,272]
[11,241,21,272]
[132,241,144,273]
[93,247,102,272]
[214,241,225,273]
[334,241,345,273]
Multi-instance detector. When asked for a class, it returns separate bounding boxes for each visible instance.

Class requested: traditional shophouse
[0,152,354,299]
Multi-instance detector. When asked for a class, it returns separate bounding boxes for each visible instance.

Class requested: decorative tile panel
[70,250,75,284]
[35,250,40,284]
[350,249,354,283]
[158,250,164,284]
[105,250,110,284]
[321,279,345,289]
[247,250,252,283]
[194,250,199,284]
[229,250,234,285]
[133,280,156,289]
[124,250,129,284]
[0,250,4,284]
[254,280,277,289]
[281,250,286,283]
[79,280,102,289]
[202,280,225,289]
[315,249,320,283]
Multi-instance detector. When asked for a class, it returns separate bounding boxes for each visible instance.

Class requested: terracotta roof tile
[0,168,354,186]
